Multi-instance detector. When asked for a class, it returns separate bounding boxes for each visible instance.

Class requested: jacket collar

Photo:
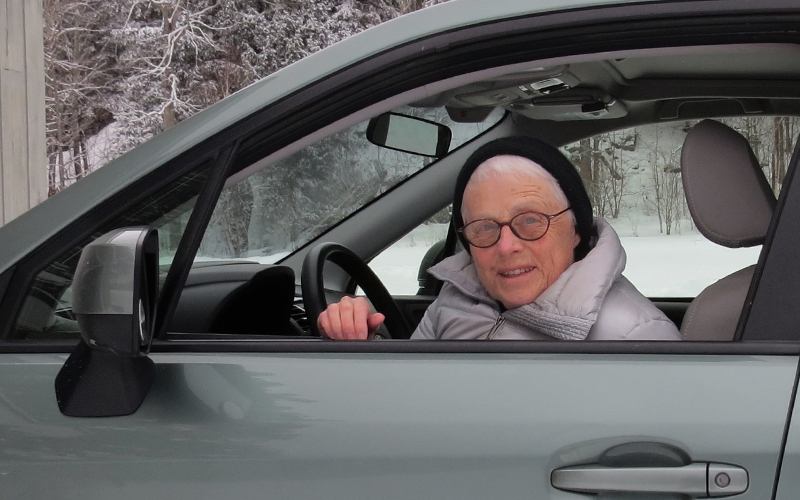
[428,218,626,338]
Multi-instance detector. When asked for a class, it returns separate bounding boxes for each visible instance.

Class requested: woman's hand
[317,296,385,340]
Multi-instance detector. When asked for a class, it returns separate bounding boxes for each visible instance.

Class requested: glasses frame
[458,207,572,248]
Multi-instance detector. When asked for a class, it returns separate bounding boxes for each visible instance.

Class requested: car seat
[679,120,777,341]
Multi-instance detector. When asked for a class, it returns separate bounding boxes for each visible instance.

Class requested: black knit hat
[453,136,595,260]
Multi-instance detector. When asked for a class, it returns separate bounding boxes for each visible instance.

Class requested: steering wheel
[301,242,411,339]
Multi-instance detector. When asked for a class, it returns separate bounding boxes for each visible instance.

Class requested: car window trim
[740,130,800,341]
[154,144,240,340]
[153,339,800,356]
[0,268,12,307]
[1,338,798,356]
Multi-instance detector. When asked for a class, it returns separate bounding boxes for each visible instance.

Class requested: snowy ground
[369,217,761,297]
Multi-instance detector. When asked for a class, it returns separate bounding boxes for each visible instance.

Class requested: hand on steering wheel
[301,242,411,339]
[317,296,385,340]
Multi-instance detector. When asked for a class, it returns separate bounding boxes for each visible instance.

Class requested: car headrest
[681,120,776,248]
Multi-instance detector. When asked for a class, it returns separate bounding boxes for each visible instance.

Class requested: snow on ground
[85,121,124,169]
[368,217,761,297]
[616,232,759,297]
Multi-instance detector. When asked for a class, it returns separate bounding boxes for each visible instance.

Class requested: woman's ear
[573,230,580,249]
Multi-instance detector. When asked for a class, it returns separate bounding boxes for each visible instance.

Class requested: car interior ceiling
[169,43,800,339]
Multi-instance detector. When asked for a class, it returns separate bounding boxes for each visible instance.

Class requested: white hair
[462,154,576,225]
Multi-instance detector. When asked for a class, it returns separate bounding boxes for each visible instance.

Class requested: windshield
[198,106,504,263]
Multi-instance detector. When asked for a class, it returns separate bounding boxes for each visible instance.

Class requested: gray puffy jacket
[412,218,681,341]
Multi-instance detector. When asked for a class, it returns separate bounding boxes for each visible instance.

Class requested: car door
[1,347,795,499]
[2,153,797,498]
[3,2,800,499]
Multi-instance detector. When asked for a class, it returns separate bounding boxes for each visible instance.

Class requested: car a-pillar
[55,227,159,417]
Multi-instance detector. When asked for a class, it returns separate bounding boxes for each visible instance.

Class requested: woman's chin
[497,286,543,309]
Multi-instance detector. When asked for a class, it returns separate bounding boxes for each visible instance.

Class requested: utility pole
[0,0,46,227]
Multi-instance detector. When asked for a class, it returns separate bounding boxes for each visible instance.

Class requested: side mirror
[55,227,158,417]
[366,112,452,158]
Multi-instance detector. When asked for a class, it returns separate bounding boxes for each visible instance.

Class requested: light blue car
[2,0,800,498]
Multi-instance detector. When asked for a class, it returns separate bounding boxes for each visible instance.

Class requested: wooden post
[0,0,46,227]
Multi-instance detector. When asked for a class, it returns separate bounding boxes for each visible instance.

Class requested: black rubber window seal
[154,143,240,340]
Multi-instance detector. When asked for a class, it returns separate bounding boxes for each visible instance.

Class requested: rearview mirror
[366,112,452,158]
[55,227,158,417]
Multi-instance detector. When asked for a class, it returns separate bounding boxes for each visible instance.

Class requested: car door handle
[551,462,748,498]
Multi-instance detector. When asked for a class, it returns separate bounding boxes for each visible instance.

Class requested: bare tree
[720,116,799,195]
[44,0,115,194]
[599,130,635,218]
[44,0,450,211]
[768,117,795,193]
[646,145,683,235]
[565,131,634,219]
[119,0,226,133]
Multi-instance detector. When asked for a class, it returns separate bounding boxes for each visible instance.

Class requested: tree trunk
[163,100,176,130]
[73,141,83,179]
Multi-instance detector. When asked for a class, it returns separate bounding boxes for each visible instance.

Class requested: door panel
[0,352,795,499]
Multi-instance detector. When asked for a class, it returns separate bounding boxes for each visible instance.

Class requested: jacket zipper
[486,316,506,339]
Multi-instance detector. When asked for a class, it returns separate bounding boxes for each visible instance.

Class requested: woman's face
[462,163,580,309]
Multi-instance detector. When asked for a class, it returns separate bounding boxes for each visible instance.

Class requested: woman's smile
[499,266,535,278]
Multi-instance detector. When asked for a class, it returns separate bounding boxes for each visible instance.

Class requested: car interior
[14,43,800,343]
[159,43,800,342]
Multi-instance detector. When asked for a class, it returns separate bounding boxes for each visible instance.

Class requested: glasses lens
[462,211,557,247]
[464,220,500,247]
[511,212,548,240]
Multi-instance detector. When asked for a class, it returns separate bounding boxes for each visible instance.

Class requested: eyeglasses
[458,207,572,248]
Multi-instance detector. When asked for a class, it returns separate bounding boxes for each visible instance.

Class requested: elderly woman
[319,136,681,341]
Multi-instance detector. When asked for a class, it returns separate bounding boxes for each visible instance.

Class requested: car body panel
[0,352,794,498]
[2,0,800,497]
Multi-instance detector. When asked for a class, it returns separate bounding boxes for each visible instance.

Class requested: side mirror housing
[366,112,452,158]
[55,227,158,417]
[72,227,159,355]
